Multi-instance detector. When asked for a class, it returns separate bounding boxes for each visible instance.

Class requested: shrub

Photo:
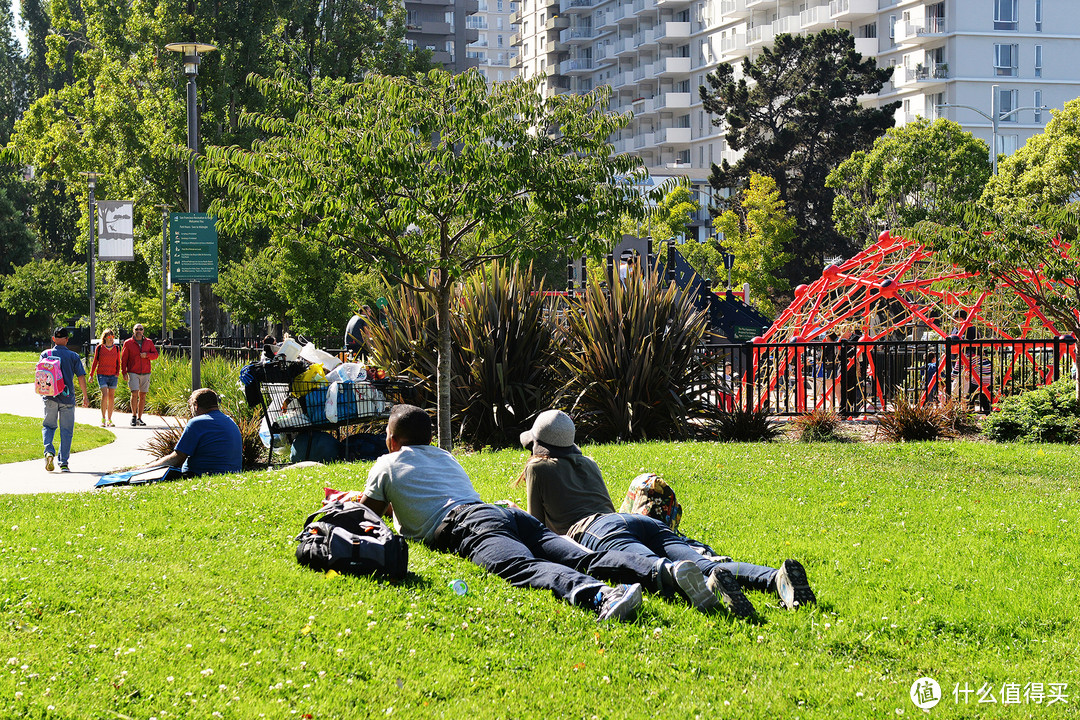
[706,408,783,442]
[876,395,956,442]
[366,263,560,450]
[790,408,847,442]
[556,267,721,443]
[937,395,981,436]
[983,378,1080,443]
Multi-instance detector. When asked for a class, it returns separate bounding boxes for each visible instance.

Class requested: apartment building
[466,0,521,82]
[406,0,482,72]
[511,0,1080,239]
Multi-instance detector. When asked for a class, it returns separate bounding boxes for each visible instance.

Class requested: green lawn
[0,442,1076,719]
[0,350,41,386]
[0,414,114,462]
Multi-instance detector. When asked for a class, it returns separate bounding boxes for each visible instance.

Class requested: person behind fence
[923,351,939,403]
[121,323,159,426]
[516,409,817,617]
[40,327,90,473]
[357,404,679,623]
[89,328,121,427]
[261,335,277,362]
[138,388,242,480]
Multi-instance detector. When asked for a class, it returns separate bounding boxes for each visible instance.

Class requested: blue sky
[10,0,26,52]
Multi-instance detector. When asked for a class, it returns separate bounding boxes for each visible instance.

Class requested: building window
[498,34,504,47]
[889,15,896,40]
[998,88,1019,122]
[994,44,1018,77]
[497,0,503,10]
[1035,0,1043,31]
[859,22,877,39]
[1034,90,1043,122]
[994,0,1018,31]
[1034,45,1042,77]
[997,134,1018,156]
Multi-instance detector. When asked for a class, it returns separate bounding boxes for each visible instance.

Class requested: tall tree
[700,29,899,284]
[714,172,794,314]
[203,69,655,449]
[828,118,991,246]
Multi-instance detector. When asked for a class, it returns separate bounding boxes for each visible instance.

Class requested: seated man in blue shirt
[150,388,243,478]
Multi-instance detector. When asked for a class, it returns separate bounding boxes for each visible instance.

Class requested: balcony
[828,0,876,21]
[511,54,523,67]
[614,36,637,56]
[657,0,691,8]
[745,0,771,9]
[897,16,947,46]
[509,32,520,45]
[632,0,658,16]
[561,58,595,74]
[720,32,748,59]
[613,3,635,25]
[720,0,750,18]
[654,91,691,110]
[634,131,656,149]
[659,127,692,145]
[800,4,831,32]
[560,0,595,13]
[634,28,656,48]
[657,55,691,76]
[544,15,570,30]
[854,36,877,58]
[655,21,691,42]
[561,26,596,43]
[509,9,522,23]
[420,20,453,35]
[772,14,796,35]
[746,24,774,47]
[610,70,633,88]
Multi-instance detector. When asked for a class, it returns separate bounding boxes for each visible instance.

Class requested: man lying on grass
[517,409,817,617]
[359,404,674,622]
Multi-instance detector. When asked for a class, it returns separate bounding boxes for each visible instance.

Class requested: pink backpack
[35,354,66,397]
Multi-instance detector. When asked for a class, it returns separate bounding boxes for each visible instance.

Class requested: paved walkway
[0,383,170,495]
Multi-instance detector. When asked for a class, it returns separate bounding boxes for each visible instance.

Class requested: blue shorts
[97,374,118,389]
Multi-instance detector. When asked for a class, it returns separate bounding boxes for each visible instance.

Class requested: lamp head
[165,42,217,77]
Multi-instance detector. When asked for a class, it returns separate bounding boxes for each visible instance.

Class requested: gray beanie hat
[520,409,579,453]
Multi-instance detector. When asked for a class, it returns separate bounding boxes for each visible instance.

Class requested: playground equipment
[750,230,1077,414]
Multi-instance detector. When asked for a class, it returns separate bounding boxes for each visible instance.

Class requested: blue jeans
[443,504,663,606]
[42,398,76,464]
[580,513,778,594]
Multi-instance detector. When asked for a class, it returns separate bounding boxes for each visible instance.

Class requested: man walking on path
[41,327,90,472]
[121,323,158,426]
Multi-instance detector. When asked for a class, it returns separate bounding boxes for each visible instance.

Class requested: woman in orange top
[89,328,121,427]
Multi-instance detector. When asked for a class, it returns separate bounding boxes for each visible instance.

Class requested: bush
[366,263,560,450]
[790,408,847,442]
[983,378,1080,443]
[706,408,783,442]
[556,267,721,443]
[876,395,956,442]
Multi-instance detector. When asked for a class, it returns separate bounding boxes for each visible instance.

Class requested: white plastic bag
[299,342,342,371]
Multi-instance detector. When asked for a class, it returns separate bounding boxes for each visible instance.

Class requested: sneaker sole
[707,570,756,619]
[598,583,643,623]
[777,559,817,610]
[45,455,54,472]
[673,561,720,611]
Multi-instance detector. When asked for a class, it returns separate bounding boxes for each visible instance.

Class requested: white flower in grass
[166,676,174,682]
[201,668,213,677]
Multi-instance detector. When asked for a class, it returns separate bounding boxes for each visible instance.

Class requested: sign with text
[97,201,135,261]
[169,213,218,282]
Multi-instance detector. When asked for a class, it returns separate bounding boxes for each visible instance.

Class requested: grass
[0,414,114,463]
[1,441,1077,718]
[0,351,41,386]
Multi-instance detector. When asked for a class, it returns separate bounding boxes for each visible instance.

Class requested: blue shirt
[175,409,243,476]
[40,345,86,406]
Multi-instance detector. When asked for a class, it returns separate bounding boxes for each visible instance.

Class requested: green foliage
[706,408,782,442]
[701,28,899,283]
[983,378,1080,443]
[876,395,956,442]
[790,408,847,443]
[0,257,86,331]
[557,268,719,443]
[669,237,725,287]
[204,68,653,448]
[366,263,559,450]
[714,172,793,315]
[827,118,991,246]
[621,183,697,243]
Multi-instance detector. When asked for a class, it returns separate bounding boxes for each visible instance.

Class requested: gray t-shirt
[523,454,615,537]
[363,444,482,543]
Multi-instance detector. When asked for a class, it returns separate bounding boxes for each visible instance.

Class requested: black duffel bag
[294,500,408,580]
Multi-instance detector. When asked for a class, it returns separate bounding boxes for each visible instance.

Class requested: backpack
[618,473,683,532]
[295,500,408,580]
[35,353,66,398]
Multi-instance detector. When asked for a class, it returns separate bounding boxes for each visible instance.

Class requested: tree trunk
[436,280,453,451]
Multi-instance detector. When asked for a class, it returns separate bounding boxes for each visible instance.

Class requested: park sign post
[169,212,218,282]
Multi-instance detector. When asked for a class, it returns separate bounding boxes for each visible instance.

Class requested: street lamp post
[157,204,170,345]
[165,40,216,391]
[80,171,103,342]
[937,83,1048,175]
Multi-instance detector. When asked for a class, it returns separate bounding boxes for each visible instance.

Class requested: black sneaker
[775,559,816,610]
[59,463,70,473]
[136,418,147,426]
[706,568,756,619]
[595,583,642,623]
[130,417,137,426]
[663,560,719,612]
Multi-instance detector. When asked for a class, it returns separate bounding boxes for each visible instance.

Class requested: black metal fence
[699,336,1076,418]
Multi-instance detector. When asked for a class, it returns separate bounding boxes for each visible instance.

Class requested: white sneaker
[596,583,643,623]
[44,453,54,472]
[668,560,720,612]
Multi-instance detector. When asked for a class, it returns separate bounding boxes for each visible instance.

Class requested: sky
[9,0,26,52]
